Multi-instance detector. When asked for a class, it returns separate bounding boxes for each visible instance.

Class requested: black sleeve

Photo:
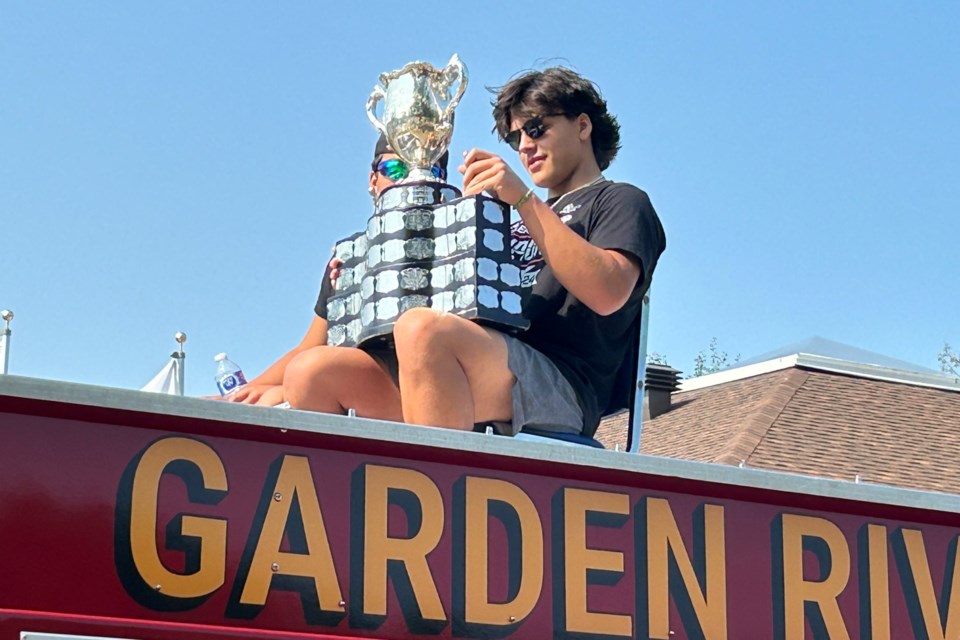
[314,261,335,319]
[587,183,666,289]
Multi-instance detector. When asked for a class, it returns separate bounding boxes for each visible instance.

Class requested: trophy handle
[440,54,468,124]
[366,85,388,137]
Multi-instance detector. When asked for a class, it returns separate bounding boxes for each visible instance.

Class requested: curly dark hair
[491,67,621,171]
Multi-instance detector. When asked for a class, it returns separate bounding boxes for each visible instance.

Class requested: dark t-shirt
[511,180,666,434]
[314,262,334,319]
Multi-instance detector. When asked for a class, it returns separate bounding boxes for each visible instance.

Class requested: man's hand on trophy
[460,149,527,205]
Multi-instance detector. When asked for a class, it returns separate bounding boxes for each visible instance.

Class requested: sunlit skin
[216,154,401,408]
[220,119,641,431]
[460,114,641,315]
[394,114,642,430]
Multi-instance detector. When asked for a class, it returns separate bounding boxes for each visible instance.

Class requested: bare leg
[283,346,402,421]
[393,308,514,430]
[253,385,285,406]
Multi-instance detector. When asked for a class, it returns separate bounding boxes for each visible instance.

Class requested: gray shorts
[492,333,584,436]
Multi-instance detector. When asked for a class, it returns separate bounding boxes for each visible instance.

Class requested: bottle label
[217,371,247,395]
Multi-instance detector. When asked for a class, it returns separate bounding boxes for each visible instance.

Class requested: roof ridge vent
[646,363,681,390]
[644,363,681,419]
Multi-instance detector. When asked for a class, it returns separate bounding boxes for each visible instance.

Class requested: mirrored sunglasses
[376,158,445,181]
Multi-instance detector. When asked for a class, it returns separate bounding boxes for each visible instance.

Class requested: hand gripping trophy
[325,55,528,348]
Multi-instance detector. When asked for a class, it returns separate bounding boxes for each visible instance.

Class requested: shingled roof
[596,345,960,494]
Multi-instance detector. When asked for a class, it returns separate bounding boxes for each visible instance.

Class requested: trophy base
[326,184,528,349]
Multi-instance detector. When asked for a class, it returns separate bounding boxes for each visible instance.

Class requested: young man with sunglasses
[392,67,666,438]
[220,136,445,420]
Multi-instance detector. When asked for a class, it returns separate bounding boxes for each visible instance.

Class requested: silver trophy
[366,54,467,182]
[324,55,526,348]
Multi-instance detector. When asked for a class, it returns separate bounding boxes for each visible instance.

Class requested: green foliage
[938,343,959,377]
[650,340,960,380]
[647,352,669,366]
[646,338,740,377]
[693,337,740,377]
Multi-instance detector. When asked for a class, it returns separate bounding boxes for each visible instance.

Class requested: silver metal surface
[1,309,12,375]
[0,332,8,376]
[399,294,429,312]
[629,291,651,454]
[482,229,505,251]
[346,319,362,343]
[1,373,959,514]
[431,291,454,311]
[400,267,429,290]
[173,353,184,397]
[404,237,435,260]
[501,291,522,313]
[173,331,186,396]
[454,284,474,308]
[328,324,346,346]
[477,285,499,308]
[22,634,141,640]
[366,54,467,182]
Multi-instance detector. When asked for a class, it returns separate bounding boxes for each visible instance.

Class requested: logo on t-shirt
[510,219,543,287]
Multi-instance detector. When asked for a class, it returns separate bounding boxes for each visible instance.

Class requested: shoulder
[584,181,666,252]
[595,181,653,210]
[589,182,658,224]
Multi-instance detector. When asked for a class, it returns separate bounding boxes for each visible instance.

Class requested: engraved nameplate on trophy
[326,182,528,348]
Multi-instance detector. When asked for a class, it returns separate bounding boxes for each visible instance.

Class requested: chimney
[642,363,681,420]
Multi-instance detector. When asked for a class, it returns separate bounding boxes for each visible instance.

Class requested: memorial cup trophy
[325,55,528,348]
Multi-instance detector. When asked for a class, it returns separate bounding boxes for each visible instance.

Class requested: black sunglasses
[504,114,565,151]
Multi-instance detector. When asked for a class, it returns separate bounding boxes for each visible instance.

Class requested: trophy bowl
[366,54,467,182]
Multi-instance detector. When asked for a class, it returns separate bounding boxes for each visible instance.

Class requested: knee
[393,308,455,358]
[283,347,337,401]
[393,307,440,355]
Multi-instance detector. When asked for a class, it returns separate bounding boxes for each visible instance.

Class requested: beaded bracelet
[513,188,534,210]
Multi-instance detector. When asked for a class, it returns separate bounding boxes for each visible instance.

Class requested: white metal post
[173,332,187,396]
[628,293,651,453]
[0,310,13,375]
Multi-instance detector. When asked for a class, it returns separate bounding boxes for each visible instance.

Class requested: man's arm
[227,315,328,404]
[513,196,640,315]
[461,149,641,316]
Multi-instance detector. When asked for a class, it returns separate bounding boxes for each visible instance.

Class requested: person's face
[369,152,401,196]
[510,112,592,190]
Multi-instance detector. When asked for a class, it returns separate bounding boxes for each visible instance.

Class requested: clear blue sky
[2,2,958,397]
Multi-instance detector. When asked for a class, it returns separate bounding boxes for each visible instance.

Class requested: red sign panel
[1,393,959,639]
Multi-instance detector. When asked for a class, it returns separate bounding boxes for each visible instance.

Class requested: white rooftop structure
[682,336,957,393]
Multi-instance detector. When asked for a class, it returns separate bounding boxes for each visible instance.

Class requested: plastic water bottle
[214,352,247,396]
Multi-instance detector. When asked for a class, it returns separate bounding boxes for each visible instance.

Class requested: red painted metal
[1,390,959,639]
